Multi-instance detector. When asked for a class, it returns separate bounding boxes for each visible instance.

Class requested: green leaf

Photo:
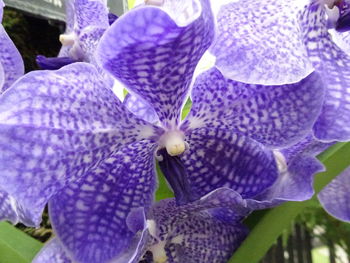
[0,222,42,263]
[229,142,350,263]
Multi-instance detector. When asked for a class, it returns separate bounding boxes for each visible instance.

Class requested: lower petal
[32,238,73,263]
[318,166,350,222]
[49,141,157,263]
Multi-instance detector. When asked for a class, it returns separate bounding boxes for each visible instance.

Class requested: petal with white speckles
[299,2,350,141]
[182,67,324,148]
[147,193,248,263]
[32,238,73,263]
[247,135,329,210]
[181,127,278,199]
[97,0,214,128]
[318,166,350,222]
[211,0,313,85]
[49,140,156,263]
[0,25,24,92]
[124,94,159,124]
[0,63,161,226]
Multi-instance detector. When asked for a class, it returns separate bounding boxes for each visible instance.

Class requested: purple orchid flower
[0,0,326,262]
[211,0,350,142]
[36,0,111,70]
[33,188,249,263]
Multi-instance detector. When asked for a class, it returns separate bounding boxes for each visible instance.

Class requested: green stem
[229,142,350,263]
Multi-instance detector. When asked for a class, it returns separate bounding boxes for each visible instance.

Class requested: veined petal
[78,26,106,62]
[0,25,24,92]
[146,196,248,263]
[32,238,73,263]
[97,0,214,128]
[330,30,350,54]
[248,135,329,210]
[49,141,156,263]
[0,63,160,226]
[318,166,350,222]
[124,94,159,124]
[181,127,278,199]
[74,0,109,32]
[182,67,324,148]
[211,0,313,85]
[300,2,350,141]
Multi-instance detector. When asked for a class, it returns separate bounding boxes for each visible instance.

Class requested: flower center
[323,0,350,32]
[59,33,76,46]
[159,130,186,157]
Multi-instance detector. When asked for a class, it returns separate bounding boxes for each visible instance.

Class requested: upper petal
[211,0,313,85]
[74,0,109,32]
[0,25,24,92]
[97,0,214,128]
[181,127,278,199]
[49,140,156,263]
[182,67,325,148]
[299,2,350,141]
[318,165,350,222]
[0,63,160,226]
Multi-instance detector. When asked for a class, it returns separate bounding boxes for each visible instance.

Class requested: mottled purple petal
[182,67,324,148]
[248,135,328,210]
[63,0,75,33]
[32,238,73,263]
[124,94,159,124]
[0,188,18,223]
[318,166,350,222]
[300,2,350,141]
[97,0,214,128]
[49,141,156,263]
[79,26,106,63]
[211,0,313,85]
[0,25,24,92]
[146,196,248,263]
[181,127,278,199]
[0,63,160,226]
[74,0,109,32]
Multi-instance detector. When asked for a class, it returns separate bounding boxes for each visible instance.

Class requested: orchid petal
[182,67,324,148]
[318,166,350,222]
[211,0,313,85]
[74,0,109,32]
[97,0,214,128]
[248,135,329,210]
[300,2,350,141]
[0,25,24,92]
[0,63,160,226]
[32,238,73,263]
[147,196,248,263]
[181,127,278,199]
[124,94,159,124]
[0,188,18,224]
[49,141,156,263]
